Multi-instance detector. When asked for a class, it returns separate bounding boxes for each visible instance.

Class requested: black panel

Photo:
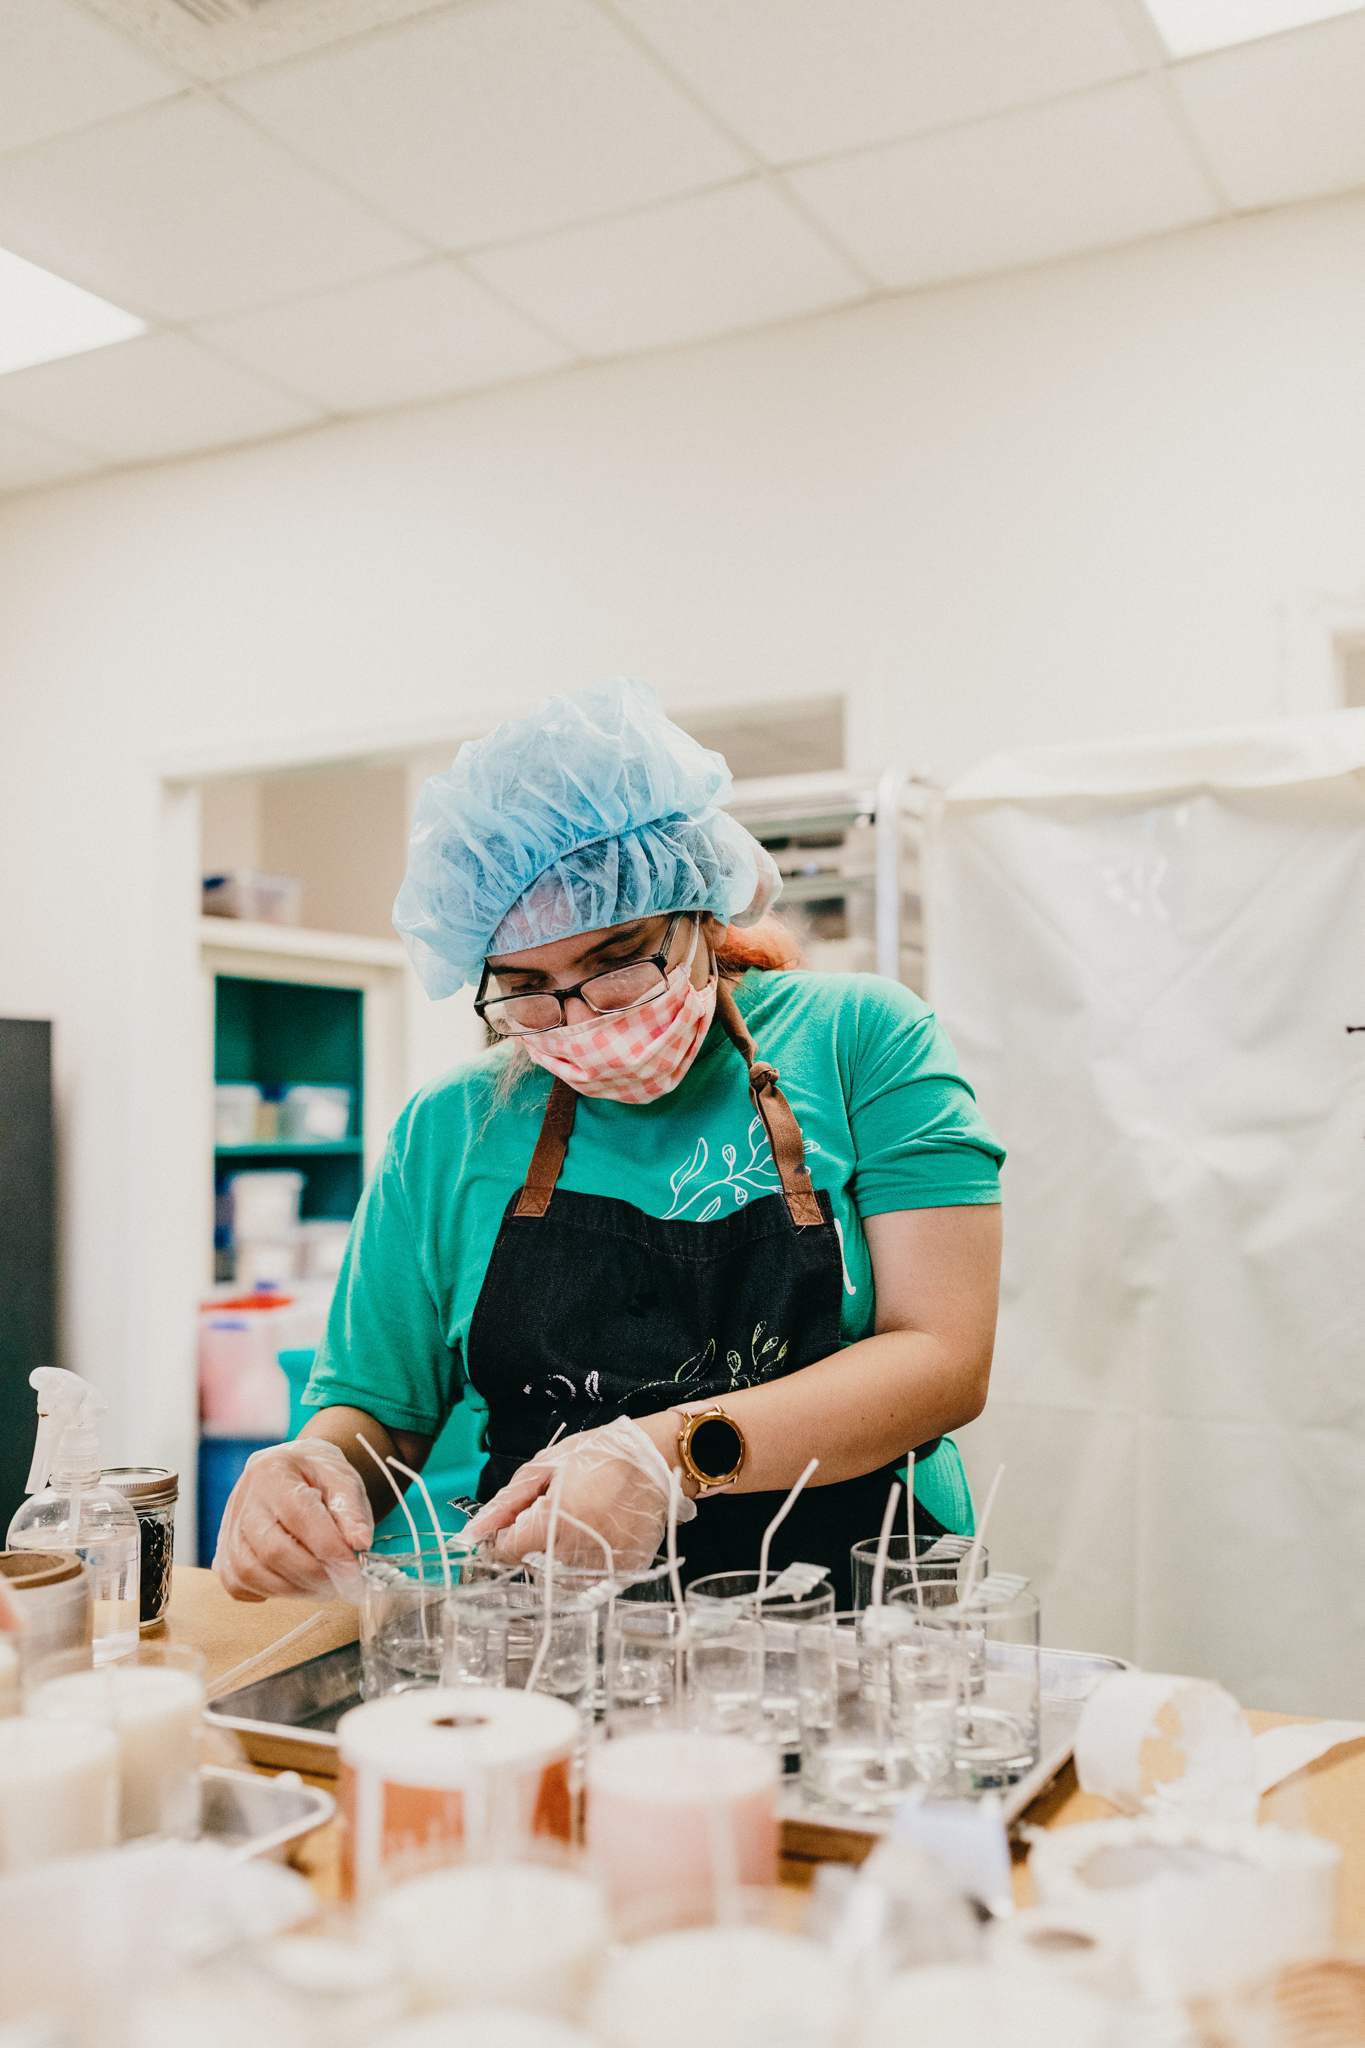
[0,1021,55,1533]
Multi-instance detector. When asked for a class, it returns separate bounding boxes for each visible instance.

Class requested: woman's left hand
[463,1415,696,1573]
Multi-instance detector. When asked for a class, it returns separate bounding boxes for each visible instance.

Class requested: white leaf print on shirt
[662,1116,821,1221]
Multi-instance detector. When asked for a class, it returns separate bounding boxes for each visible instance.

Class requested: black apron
[466,984,943,1610]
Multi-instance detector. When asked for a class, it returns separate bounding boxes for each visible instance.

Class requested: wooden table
[169,1568,1365,1938]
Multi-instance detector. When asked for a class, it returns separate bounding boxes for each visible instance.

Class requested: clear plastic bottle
[7,1369,141,1664]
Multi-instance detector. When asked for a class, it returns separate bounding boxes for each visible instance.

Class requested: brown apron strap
[513,987,824,1230]
[715,983,824,1229]
[513,1077,579,1217]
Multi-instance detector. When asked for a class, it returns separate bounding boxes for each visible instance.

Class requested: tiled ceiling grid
[1,0,1364,495]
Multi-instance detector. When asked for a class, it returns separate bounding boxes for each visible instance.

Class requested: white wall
[3,185,1364,1492]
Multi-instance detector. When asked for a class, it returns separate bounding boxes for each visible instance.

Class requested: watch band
[675,1404,747,1494]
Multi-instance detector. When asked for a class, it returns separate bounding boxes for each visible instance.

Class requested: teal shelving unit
[214,975,365,1224]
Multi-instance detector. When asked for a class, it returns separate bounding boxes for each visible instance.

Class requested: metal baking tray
[208,1634,1127,1835]
[200,1764,336,1861]
[205,1639,363,1776]
[778,1644,1130,1863]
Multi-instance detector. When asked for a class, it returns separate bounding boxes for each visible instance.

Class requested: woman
[214,680,1003,1609]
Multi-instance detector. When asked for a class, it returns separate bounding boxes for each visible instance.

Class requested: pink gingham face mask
[521,926,717,1104]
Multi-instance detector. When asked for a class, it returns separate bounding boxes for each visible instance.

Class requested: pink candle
[586,1732,777,1926]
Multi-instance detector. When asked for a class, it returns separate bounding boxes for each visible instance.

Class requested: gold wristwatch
[675,1405,747,1494]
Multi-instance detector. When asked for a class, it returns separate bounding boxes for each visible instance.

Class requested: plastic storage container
[199,1292,295,1439]
[225,1171,304,1239]
[101,1468,178,1631]
[214,1084,263,1145]
[278,1086,351,1141]
[233,1238,300,1290]
[202,871,303,925]
[296,1219,351,1280]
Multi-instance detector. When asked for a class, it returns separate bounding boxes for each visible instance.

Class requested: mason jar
[101,1467,179,1630]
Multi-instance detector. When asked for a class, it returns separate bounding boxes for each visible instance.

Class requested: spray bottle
[7,1369,141,1663]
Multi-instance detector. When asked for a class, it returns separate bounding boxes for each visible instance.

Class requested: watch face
[690,1415,742,1481]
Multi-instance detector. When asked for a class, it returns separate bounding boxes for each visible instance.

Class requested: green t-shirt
[306,971,1004,1446]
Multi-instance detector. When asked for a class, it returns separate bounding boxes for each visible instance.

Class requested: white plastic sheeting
[929,713,1365,1716]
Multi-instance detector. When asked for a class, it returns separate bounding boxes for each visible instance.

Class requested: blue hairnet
[394,678,782,997]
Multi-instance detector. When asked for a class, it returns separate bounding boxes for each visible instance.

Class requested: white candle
[374,1864,608,2018]
[585,1731,777,1925]
[29,1662,203,1839]
[376,2013,599,2048]
[0,1639,18,1717]
[591,1926,843,2048]
[0,1717,119,1870]
[337,1688,580,1904]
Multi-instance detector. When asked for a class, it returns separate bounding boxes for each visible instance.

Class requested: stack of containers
[223,1169,305,1293]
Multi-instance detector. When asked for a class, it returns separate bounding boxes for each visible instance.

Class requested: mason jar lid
[102,1465,179,1510]
[0,1549,86,1589]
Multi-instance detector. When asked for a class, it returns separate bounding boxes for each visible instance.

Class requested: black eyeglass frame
[474,913,693,1036]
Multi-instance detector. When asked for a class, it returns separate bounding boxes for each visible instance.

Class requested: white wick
[870,1480,902,1609]
[905,1452,923,1609]
[525,1465,566,1697]
[357,1433,430,1639]
[961,1461,1005,1610]
[386,1454,452,1594]
[666,1470,685,1616]
[757,1458,819,1598]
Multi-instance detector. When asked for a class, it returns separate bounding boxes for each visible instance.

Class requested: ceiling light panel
[789,79,1217,292]
[0,97,421,325]
[80,0,452,84]
[1143,0,1364,58]
[468,180,866,357]
[226,0,746,251]
[0,0,181,155]
[194,262,572,414]
[0,332,321,464]
[1171,8,1365,206]
[0,247,146,377]
[617,0,1144,165]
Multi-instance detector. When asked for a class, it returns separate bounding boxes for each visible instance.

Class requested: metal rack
[726,768,933,994]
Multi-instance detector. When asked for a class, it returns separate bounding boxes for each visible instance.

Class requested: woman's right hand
[463,1415,695,1573]
[213,1440,374,1602]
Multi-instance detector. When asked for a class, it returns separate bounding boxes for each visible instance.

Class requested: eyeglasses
[475,914,692,1036]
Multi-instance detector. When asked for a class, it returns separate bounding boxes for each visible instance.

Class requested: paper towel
[1074,1671,1365,1821]
[1030,1816,1339,2001]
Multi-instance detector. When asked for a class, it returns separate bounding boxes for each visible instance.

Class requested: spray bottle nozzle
[25,1368,108,1495]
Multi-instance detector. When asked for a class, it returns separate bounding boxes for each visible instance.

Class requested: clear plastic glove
[463,1415,696,1573]
[213,1439,374,1603]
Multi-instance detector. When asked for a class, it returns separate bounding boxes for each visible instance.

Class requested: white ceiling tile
[194,261,573,413]
[789,78,1219,291]
[468,179,866,357]
[0,332,322,464]
[0,415,104,496]
[1171,11,1365,209]
[0,0,181,154]
[226,0,747,251]
[616,0,1143,164]
[0,96,422,323]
